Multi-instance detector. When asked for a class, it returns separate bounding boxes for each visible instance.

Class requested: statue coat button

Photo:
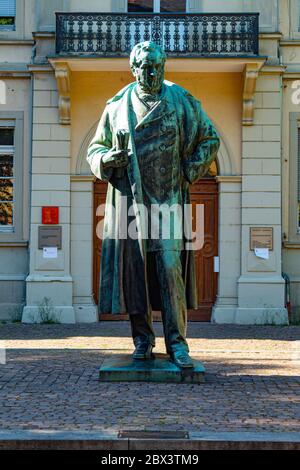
[160,166,166,174]
[159,143,166,151]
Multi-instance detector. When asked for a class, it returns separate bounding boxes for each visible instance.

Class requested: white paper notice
[254,247,269,260]
[43,247,58,259]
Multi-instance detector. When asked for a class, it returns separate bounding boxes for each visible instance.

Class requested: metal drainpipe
[279,50,286,292]
[282,272,292,319]
[27,41,36,274]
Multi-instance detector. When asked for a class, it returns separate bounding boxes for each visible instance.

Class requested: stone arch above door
[75,120,236,176]
[76,121,99,175]
[213,123,236,176]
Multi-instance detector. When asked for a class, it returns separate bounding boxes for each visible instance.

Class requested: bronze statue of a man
[87,42,220,368]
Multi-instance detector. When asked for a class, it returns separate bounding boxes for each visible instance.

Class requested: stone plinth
[99,354,205,383]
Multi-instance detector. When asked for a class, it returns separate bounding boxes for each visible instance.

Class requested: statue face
[132,53,165,95]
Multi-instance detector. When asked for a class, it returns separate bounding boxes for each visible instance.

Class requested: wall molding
[0,242,28,247]
[71,175,96,182]
[216,176,242,183]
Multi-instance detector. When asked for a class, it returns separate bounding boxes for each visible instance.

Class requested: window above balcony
[127,1,187,13]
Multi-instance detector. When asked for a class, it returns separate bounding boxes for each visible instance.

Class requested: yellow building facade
[1,1,299,324]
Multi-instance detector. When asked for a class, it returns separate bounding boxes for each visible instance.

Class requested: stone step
[0,431,300,450]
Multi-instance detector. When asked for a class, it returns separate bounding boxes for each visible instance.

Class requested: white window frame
[0,0,25,39]
[0,140,14,231]
[0,0,16,31]
[0,112,23,242]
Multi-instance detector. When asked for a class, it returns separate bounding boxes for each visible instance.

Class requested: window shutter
[0,0,16,17]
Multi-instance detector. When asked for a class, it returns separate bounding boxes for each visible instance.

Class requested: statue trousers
[130,250,189,354]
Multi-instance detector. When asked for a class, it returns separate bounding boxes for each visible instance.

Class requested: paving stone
[0,322,299,433]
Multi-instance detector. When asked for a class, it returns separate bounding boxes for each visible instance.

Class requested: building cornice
[71,175,95,182]
[0,39,35,45]
[0,274,27,281]
[260,65,286,75]
[215,176,242,183]
[283,241,300,249]
[260,33,282,40]
[0,241,28,247]
[280,40,300,46]
[27,63,54,73]
[283,67,300,78]
[32,31,55,39]
[0,63,31,78]
[26,275,73,282]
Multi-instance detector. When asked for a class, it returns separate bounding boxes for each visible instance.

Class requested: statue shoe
[133,342,154,360]
[170,350,194,369]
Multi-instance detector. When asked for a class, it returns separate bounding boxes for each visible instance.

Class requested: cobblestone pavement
[0,322,299,433]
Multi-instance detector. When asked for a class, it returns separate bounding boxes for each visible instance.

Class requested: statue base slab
[99,354,205,383]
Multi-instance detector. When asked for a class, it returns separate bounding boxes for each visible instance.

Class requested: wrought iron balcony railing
[55,12,259,58]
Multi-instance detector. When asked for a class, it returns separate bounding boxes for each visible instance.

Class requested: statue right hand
[102,148,129,169]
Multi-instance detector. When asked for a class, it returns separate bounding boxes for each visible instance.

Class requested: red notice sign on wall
[42,207,59,225]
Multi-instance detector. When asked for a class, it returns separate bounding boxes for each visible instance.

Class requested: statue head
[130,41,166,95]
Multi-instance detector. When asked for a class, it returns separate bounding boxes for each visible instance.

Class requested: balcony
[55,12,259,58]
[50,12,264,127]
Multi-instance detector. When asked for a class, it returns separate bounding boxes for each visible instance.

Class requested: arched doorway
[93,162,219,322]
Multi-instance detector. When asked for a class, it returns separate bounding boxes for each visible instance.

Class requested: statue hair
[130,41,167,69]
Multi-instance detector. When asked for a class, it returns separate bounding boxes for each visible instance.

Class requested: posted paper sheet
[254,248,269,260]
[43,247,58,259]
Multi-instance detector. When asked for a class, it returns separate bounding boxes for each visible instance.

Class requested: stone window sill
[0,241,28,247]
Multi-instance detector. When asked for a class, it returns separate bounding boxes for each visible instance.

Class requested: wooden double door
[93,178,218,321]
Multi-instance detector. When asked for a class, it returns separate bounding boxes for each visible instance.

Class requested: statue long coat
[87,80,220,315]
